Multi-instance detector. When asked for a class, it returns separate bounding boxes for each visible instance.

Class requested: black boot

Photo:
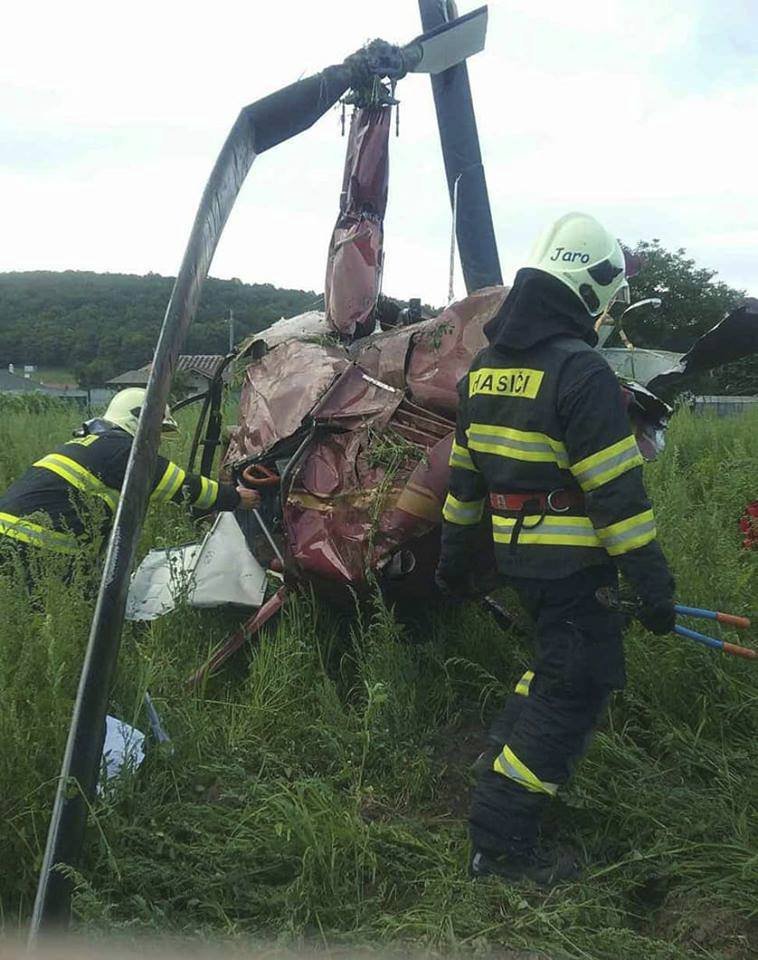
[469,844,580,886]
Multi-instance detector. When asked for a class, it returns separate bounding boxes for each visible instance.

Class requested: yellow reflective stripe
[467,423,569,469]
[515,670,534,697]
[0,512,79,554]
[448,440,478,473]
[596,509,656,556]
[34,454,118,511]
[442,492,484,526]
[194,476,218,510]
[571,435,643,492]
[492,513,602,548]
[493,745,558,796]
[151,463,186,503]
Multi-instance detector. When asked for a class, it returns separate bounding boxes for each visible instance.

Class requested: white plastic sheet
[125,512,267,621]
[100,715,146,788]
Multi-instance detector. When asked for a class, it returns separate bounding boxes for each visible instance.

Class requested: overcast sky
[2,0,756,307]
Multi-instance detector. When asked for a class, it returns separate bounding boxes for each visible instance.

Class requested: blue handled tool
[674,604,751,630]
[596,589,757,660]
[673,604,756,660]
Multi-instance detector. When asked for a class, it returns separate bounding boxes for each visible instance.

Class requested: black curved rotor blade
[419,1,502,294]
[28,62,352,939]
[680,298,758,374]
[647,299,758,395]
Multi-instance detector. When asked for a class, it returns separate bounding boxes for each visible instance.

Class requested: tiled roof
[107,355,227,386]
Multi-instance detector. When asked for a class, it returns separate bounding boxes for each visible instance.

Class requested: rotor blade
[647,298,758,394]
[28,63,350,939]
[404,4,488,74]
[418,1,502,294]
[680,298,758,375]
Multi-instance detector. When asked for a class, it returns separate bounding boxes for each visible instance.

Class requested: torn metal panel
[349,322,419,388]
[602,347,683,387]
[311,363,403,430]
[620,381,671,461]
[225,341,349,464]
[325,108,391,340]
[407,285,508,414]
[284,428,404,587]
[240,310,330,352]
[126,513,267,621]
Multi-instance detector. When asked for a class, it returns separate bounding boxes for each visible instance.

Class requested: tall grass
[1,402,757,959]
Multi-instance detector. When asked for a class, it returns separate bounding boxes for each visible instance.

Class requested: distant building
[0,368,88,403]
[107,355,230,395]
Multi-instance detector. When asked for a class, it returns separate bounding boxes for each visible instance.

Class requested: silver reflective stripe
[450,452,475,470]
[598,514,657,556]
[35,454,118,511]
[0,512,79,553]
[449,441,477,472]
[601,517,656,549]
[152,463,185,502]
[442,494,484,526]
[573,443,641,490]
[467,430,569,468]
[195,477,218,510]
[492,515,601,545]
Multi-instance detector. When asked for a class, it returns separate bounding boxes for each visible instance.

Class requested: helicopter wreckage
[125,2,758,680]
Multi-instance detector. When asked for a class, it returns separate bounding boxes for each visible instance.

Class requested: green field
[0,397,756,959]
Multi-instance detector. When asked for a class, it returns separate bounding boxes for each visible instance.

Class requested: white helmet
[525,212,630,317]
[103,388,178,437]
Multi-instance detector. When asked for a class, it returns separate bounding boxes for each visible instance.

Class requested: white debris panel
[126,512,267,621]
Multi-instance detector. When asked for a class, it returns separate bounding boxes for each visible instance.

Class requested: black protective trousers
[470,563,626,855]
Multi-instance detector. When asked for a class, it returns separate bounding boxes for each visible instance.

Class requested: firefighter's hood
[484,268,598,351]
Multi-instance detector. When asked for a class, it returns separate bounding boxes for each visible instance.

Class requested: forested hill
[0,271,319,385]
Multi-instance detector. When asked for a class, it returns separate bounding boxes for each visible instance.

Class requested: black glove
[615,540,676,634]
[637,598,676,635]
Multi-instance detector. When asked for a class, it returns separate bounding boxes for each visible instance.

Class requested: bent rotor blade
[418,1,502,294]
[28,64,350,939]
[680,298,758,375]
[647,298,758,394]
[404,5,488,73]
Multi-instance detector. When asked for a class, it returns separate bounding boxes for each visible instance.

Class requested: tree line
[0,242,754,393]
[0,271,319,386]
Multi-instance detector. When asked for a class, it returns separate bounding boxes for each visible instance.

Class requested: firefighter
[0,387,259,573]
[435,212,675,885]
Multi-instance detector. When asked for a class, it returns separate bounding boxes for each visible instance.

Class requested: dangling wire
[448,173,462,303]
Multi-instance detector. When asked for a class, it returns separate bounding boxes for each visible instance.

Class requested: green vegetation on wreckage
[0,396,756,960]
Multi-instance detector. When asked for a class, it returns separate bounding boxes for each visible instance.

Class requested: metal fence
[691,396,758,417]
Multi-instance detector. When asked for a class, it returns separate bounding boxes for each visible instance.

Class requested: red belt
[490,489,585,514]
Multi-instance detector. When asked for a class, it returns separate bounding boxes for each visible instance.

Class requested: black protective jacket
[0,426,239,554]
[440,269,672,599]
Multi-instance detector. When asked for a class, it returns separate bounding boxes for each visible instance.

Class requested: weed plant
[0,402,756,959]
